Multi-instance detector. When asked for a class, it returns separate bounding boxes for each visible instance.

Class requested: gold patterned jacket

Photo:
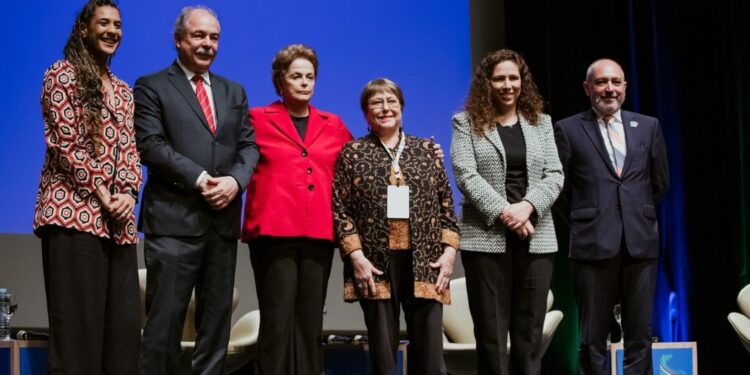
[332,133,460,304]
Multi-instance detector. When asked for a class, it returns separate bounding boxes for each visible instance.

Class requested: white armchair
[728,283,750,354]
[442,277,564,375]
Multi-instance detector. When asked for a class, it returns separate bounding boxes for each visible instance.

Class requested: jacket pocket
[642,204,657,219]
[144,198,203,236]
[570,207,597,221]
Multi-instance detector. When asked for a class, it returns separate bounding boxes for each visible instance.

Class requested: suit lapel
[266,102,305,148]
[619,110,638,176]
[304,105,327,145]
[485,125,506,171]
[166,61,211,133]
[210,73,226,135]
[101,88,118,119]
[101,71,121,118]
[579,110,618,176]
[519,115,533,175]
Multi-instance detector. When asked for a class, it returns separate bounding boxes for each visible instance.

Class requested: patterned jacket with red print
[33,59,142,244]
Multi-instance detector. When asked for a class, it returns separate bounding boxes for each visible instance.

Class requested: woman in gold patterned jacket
[332,78,460,375]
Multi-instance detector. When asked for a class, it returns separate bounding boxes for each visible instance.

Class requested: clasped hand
[96,186,135,223]
[500,201,535,240]
[200,175,239,210]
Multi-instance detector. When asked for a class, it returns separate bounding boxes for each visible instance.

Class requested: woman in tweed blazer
[450,49,563,375]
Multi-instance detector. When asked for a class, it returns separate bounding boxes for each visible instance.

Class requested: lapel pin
[629,121,638,128]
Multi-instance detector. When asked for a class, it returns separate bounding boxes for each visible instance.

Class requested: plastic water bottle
[0,288,10,340]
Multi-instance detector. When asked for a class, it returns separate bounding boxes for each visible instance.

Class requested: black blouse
[496,122,528,204]
[290,115,309,140]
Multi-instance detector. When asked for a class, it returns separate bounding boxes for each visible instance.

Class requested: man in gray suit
[134,6,259,374]
[554,59,669,375]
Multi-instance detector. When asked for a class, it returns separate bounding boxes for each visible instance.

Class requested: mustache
[594,94,619,104]
[196,47,215,56]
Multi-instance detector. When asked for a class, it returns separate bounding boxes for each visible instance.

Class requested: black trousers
[249,237,334,375]
[359,251,446,375]
[573,248,657,375]
[140,228,237,375]
[41,226,140,375]
[462,233,554,375]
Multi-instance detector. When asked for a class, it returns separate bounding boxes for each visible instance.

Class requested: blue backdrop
[1,0,470,234]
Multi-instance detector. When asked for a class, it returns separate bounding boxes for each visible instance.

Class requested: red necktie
[192,75,216,134]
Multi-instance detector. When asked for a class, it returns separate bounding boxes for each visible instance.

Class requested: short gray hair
[360,78,405,114]
[173,5,219,38]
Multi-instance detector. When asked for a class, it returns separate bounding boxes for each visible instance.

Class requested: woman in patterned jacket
[333,78,460,375]
[33,1,141,373]
[450,49,563,375]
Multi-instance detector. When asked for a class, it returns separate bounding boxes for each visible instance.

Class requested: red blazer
[241,101,352,242]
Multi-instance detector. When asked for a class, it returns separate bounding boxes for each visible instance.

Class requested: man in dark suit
[554,59,669,375]
[134,6,258,374]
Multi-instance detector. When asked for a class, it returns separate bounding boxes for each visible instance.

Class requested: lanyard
[380,131,406,185]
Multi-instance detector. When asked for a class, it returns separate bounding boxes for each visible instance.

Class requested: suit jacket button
[301,150,308,157]
[616,204,621,209]
[308,184,315,191]
[307,167,313,174]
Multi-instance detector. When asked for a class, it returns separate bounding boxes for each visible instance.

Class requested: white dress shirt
[594,108,627,173]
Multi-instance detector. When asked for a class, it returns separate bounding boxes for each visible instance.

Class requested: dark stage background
[471,0,750,373]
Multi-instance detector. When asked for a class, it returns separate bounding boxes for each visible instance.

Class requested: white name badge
[387,185,410,219]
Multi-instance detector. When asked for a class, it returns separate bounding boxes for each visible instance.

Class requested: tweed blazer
[450,111,563,254]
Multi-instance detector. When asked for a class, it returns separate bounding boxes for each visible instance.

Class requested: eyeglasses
[368,98,401,110]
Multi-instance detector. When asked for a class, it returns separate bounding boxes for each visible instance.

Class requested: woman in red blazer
[33,1,141,373]
[241,44,353,375]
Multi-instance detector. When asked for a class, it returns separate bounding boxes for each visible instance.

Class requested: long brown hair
[464,49,544,136]
[63,0,120,151]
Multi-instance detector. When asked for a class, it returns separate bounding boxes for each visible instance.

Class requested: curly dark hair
[271,44,319,96]
[464,49,544,136]
[63,0,120,151]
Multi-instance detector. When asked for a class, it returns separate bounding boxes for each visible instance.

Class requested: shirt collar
[101,65,122,91]
[176,58,211,86]
[592,108,622,125]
